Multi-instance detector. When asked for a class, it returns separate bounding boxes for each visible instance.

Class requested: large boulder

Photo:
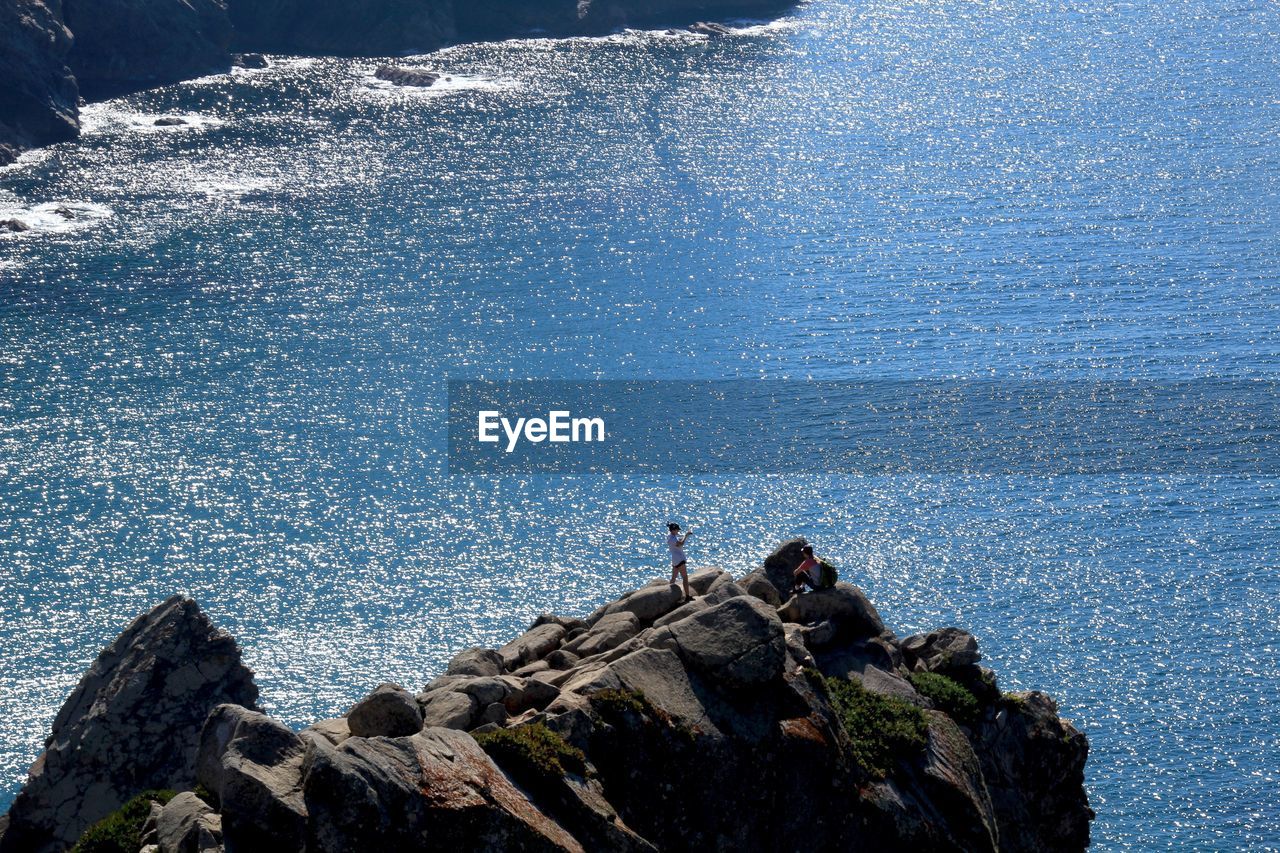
[0,0,79,157]
[597,582,686,625]
[739,568,783,606]
[0,596,259,853]
[196,704,308,851]
[446,647,505,678]
[653,595,785,689]
[153,791,222,853]
[301,727,584,851]
[777,582,886,640]
[498,623,567,671]
[63,0,232,98]
[417,689,478,731]
[902,627,981,673]
[347,683,423,738]
[566,611,641,657]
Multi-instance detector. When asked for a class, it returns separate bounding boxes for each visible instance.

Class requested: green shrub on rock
[70,789,177,853]
[589,688,650,719]
[821,674,928,778]
[909,671,980,725]
[474,722,586,781]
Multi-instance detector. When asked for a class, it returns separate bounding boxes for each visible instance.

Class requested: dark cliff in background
[0,0,77,165]
[0,0,795,163]
[0,540,1093,852]
[62,0,233,99]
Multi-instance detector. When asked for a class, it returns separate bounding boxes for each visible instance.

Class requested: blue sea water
[2,0,1279,846]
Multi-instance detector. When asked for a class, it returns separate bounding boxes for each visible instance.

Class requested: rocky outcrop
[62,0,232,98]
[374,65,441,87]
[0,596,259,853]
[0,0,78,160]
[4,547,1092,852]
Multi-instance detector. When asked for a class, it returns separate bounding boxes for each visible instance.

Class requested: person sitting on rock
[793,544,821,595]
[667,522,692,600]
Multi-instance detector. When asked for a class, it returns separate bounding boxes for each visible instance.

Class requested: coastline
[0,0,797,167]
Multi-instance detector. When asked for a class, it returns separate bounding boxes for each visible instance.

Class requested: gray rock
[458,675,519,707]
[761,538,811,598]
[546,649,580,670]
[599,583,685,624]
[347,683,423,738]
[686,568,728,595]
[1,219,31,233]
[532,613,589,633]
[703,580,748,605]
[197,704,307,851]
[567,611,641,657]
[498,623,566,670]
[478,701,510,727]
[445,647,505,677]
[506,677,560,714]
[513,659,553,677]
[778,582,886,640]
[902,627,981,672]
[154,116,188,126]
[155,791,221,853]
[739,568,783,606]
[0,596,258,853]
[688,21,733,35]
[418,689,478,730]
[652,597,710,628]
[657,595,786,688]
[374,64,440,87]
[302,718,351,746]
[300,728,583,851]
[231,52,268,68]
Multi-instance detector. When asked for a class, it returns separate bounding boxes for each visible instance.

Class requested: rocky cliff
[0,0,77,166]
[0,540,1093,852]
[62,0,233,99]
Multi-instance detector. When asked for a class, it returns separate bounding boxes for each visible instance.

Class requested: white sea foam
[0,199,114,236]
[80,104,227,137]
[359,70,519,98]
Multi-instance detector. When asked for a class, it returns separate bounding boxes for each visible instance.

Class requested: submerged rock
[688,21,733,35]
[374,64,441,88]
[1,219,31,233]
[0,596,259,853]
[231,52,268,69]
[154,116,189,127]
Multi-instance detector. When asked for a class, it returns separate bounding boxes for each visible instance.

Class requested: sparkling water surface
[2,0,1279,847]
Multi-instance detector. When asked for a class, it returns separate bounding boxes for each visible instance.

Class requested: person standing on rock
[667,522,692,600]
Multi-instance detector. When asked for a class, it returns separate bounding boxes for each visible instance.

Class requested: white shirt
[667,533,687,565]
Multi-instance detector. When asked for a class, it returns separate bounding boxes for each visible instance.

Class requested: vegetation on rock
[909,671,980,725]
[817,672,928,778]
[475,722,586,780]
[69,789,175,853]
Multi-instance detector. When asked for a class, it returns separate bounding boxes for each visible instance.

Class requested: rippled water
[2,0,1279,846]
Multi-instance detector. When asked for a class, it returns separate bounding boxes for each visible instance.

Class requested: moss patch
[71,789,177,853]
[590,688,650,719]
[475,722,586,781]
[909,672,980,725]
[822,675,928,778]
